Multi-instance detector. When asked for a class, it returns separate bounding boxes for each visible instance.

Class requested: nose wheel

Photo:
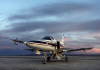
[42,56,51,64]
[42,52,47,64]
[42,57,46,64]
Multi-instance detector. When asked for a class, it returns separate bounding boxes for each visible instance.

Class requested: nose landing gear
[42,57,46,64]
[42,52,46,64]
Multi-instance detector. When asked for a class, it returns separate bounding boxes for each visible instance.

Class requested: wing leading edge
[63,47,93,52]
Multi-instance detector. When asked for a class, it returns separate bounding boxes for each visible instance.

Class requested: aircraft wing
[5,37,23,45]
[5,37,15,41]
[63,47,93,52]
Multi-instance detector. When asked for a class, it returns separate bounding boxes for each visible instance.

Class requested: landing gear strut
[42,52,68,64]
[42,52,46,64]
[62,53,68,61]
[42,57,46,64]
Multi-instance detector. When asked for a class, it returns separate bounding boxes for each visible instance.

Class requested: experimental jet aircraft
[6,34,93,64]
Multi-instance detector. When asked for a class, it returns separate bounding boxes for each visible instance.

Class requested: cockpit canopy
[42,36,54,40]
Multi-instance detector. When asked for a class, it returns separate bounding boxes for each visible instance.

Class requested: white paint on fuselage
[25,39,64,52]
[26,42,55,52]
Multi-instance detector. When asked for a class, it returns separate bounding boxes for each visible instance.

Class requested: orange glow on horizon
[85,48,100,54]
[0,46,100,54]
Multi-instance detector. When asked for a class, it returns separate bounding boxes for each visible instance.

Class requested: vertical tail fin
[62,34,65,47]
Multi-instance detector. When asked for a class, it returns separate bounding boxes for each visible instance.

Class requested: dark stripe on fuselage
[28,41,46,44]
[28,41,63,47]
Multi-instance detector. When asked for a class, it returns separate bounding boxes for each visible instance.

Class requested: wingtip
[89,47,94,49]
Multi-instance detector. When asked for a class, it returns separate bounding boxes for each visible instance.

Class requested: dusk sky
[0,0,100,55]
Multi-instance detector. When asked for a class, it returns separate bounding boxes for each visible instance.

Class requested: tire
[42,58,46,64]
[47,56,50,62]
[65,57,68,61]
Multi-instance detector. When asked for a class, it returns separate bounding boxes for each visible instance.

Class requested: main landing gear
[65,56,68,61]
[47,56,51,62]
[42,56,51,64]
[42,52,68,64]
[42,52,52,64]
[63,54,68,61]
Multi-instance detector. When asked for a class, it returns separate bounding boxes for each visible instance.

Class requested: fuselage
[23,36,64,52]
[26,40,56,51]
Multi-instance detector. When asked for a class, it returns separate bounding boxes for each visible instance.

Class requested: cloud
[0,35,5,39]
[5,1,100,35]
[0,19,6,22]
[5,19,100,36]
[8,2,91,20]
[1,0,100,55]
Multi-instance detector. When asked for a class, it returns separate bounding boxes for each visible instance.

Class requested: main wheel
[65,56,68,61]
[47,56,50,62]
